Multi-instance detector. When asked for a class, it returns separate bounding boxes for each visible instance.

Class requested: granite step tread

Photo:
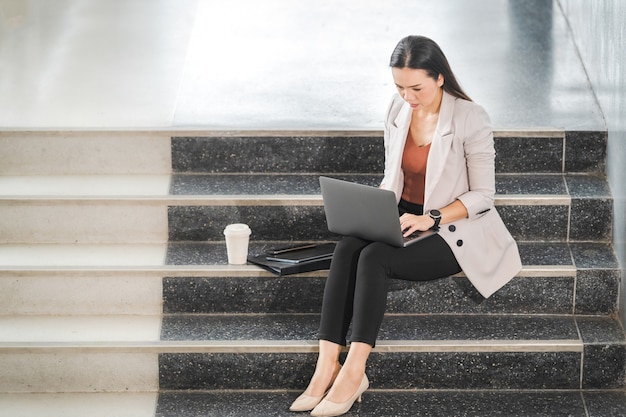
[170,172,610,198]
[162,242,619,317]
[166,241,618,268]
[160,314,624,347]
[159,315,625,391]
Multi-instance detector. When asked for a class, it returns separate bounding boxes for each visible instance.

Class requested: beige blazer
[381,91,522,298]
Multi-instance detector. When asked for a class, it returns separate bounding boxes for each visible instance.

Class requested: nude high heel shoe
[289,365,342,412]
[310,373,369,417]
[289,391,327,412]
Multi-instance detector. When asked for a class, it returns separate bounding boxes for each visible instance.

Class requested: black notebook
[247,243,336,276]
[265,243,336,264]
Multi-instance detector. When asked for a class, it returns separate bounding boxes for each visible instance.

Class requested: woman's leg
[320,341,371,403]
[299,340,343,397]
[318,235,461,407]
[290,340,342,411]
[294,237,370,404]
[350,235,461,346]
[318,236,371,346]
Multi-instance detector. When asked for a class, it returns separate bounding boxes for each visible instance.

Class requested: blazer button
[448,225,456,232]
[456,240,463,247]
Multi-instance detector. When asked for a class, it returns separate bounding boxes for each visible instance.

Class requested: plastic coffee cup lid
[223,223,251,235]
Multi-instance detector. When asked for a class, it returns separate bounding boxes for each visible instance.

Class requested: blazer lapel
[389,100,412,176]
[424,92,456,208]
[393,100,412,129]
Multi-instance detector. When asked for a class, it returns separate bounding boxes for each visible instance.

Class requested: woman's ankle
[304,361,341,396]
[323,365,365,403]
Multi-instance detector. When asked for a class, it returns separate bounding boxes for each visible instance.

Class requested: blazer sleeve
[455,104,496,220]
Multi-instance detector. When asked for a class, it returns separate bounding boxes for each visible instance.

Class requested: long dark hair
[390,35,471,102]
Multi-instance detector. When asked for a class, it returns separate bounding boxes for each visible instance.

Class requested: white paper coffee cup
[223,223,251,264]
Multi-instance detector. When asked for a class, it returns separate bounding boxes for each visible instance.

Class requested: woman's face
[391,67,444,112]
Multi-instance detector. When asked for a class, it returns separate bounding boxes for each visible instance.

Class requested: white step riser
[0,353,158,393]
[0,275,162,316]
[0,132,172,176]
[0,204,168,244]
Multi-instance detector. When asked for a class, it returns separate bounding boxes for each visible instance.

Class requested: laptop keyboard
[403,230,422,242]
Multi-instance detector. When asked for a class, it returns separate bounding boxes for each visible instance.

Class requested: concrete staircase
[0,129,624,416]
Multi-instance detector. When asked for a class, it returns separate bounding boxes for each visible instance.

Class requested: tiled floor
[0,0,605,131]
[1,391,625,417]
[154,390,626,417]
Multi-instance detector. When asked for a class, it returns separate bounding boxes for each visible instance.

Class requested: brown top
[401,132,431,204]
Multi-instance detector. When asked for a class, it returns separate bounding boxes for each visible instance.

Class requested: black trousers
[318,199,462,347]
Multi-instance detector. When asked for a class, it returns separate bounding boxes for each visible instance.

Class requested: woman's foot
[289,362,341,412]
[318,365,367,406]
[310,373,369,417]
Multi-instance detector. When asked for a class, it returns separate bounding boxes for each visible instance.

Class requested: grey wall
[558,0,626,325]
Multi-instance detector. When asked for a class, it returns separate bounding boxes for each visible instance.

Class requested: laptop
[319,176,437,247]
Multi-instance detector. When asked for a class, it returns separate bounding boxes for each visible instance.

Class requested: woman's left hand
[399,213,435,237]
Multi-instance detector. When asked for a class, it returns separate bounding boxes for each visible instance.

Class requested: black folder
[265,243,336,263]
[247,243,335,276]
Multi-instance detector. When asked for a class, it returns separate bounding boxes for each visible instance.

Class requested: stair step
[0,173,612,243]
[0,200,168,244]
[0,263,586,316]
[0,130,608,177]
[1,265,610,316]
[157,315,624,391]
[0,241,618,316]
[0,315,161,393]
[1,315,623,392]
[171,134,385,174]
[0,195,609,244]
[159,173,608,242]
[0,392,158,417]
[159,314,581,343]
[0,130,619,397]
[0,131,172,176]
[164,241,618,316]
[170,131,607,175]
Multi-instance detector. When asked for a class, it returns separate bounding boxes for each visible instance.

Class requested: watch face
[430,209,441,218]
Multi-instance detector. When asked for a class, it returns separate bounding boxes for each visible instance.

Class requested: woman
[290,35,522,416]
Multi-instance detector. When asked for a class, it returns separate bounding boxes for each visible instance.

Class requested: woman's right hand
[399,213,435,236]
